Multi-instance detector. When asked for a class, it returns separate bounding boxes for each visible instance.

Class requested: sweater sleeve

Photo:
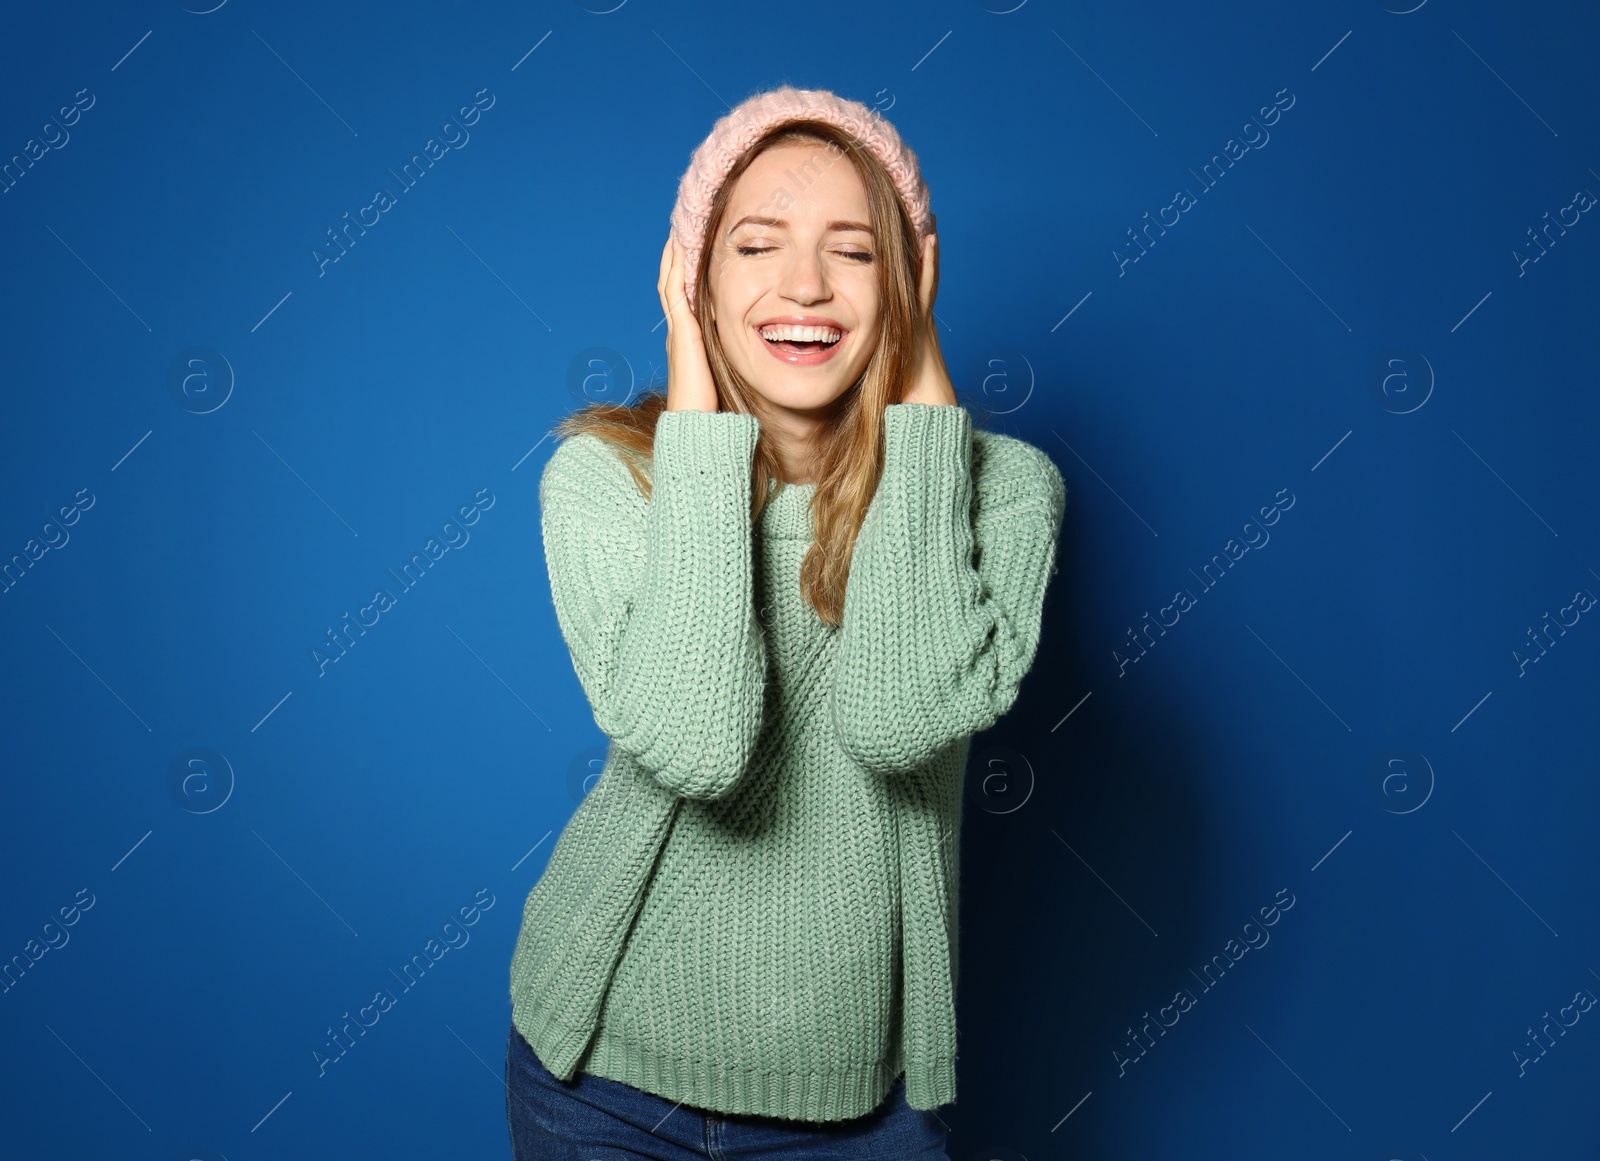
[828,403,1067,776]
[539,409,767,801]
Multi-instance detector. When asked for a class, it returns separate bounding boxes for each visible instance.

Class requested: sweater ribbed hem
[581,1018,906,1122]
[882,401,971,479]
[652,407,760,490]
[510,982,594,1082]
[902,1050,956,1112]
[512,988,956,1117]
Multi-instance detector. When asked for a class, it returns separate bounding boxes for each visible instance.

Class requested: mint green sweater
[508,402,1066,1122]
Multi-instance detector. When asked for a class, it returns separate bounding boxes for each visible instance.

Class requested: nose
[776,242,830,305]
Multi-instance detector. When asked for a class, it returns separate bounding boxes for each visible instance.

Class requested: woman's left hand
[902,218,960,408]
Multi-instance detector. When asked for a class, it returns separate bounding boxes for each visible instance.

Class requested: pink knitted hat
[669,85,934,307]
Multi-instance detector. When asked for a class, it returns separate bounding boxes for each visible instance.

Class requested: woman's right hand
[658,232,720,414]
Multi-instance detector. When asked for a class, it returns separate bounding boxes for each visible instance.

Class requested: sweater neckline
[760,480,816,541]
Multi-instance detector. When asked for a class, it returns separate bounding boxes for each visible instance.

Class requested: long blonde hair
[551,118,925,627]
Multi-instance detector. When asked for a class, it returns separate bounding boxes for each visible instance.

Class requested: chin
[748,376,854,413]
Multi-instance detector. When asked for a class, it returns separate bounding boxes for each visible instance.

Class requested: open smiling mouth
[757,326,845,365]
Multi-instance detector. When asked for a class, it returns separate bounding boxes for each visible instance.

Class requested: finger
[921,233,933,312]
[919,232,937,317]
[665,238,687,327]
[659,235,674,316]
[671,245,694,328]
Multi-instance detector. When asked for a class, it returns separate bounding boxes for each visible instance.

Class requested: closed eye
[736,246,873,262]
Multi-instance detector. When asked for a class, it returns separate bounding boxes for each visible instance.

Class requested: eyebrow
[725,215,874,237]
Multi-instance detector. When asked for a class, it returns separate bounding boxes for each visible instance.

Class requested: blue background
[3,1,1597,1157]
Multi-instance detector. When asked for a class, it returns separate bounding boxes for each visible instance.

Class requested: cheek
[712,285,758,335]
[851,280,884,336]
[852,306,884,353]
[715,315,749,357]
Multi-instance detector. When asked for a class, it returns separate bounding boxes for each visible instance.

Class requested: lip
[754,315,848,367]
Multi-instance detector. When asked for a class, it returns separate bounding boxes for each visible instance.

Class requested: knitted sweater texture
[508,402,1066,1122]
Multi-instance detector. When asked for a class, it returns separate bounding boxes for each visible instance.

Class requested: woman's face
[705,140,883,420]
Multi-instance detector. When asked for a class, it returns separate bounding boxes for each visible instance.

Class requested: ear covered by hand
[659,232,721,414]
[902,213,958,409]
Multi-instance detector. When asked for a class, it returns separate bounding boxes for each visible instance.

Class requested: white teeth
[759,324,841,344]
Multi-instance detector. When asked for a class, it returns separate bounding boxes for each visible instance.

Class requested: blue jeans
[505,1023,951,1160]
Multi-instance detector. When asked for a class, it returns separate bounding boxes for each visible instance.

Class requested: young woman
[504,85,1066,1159]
